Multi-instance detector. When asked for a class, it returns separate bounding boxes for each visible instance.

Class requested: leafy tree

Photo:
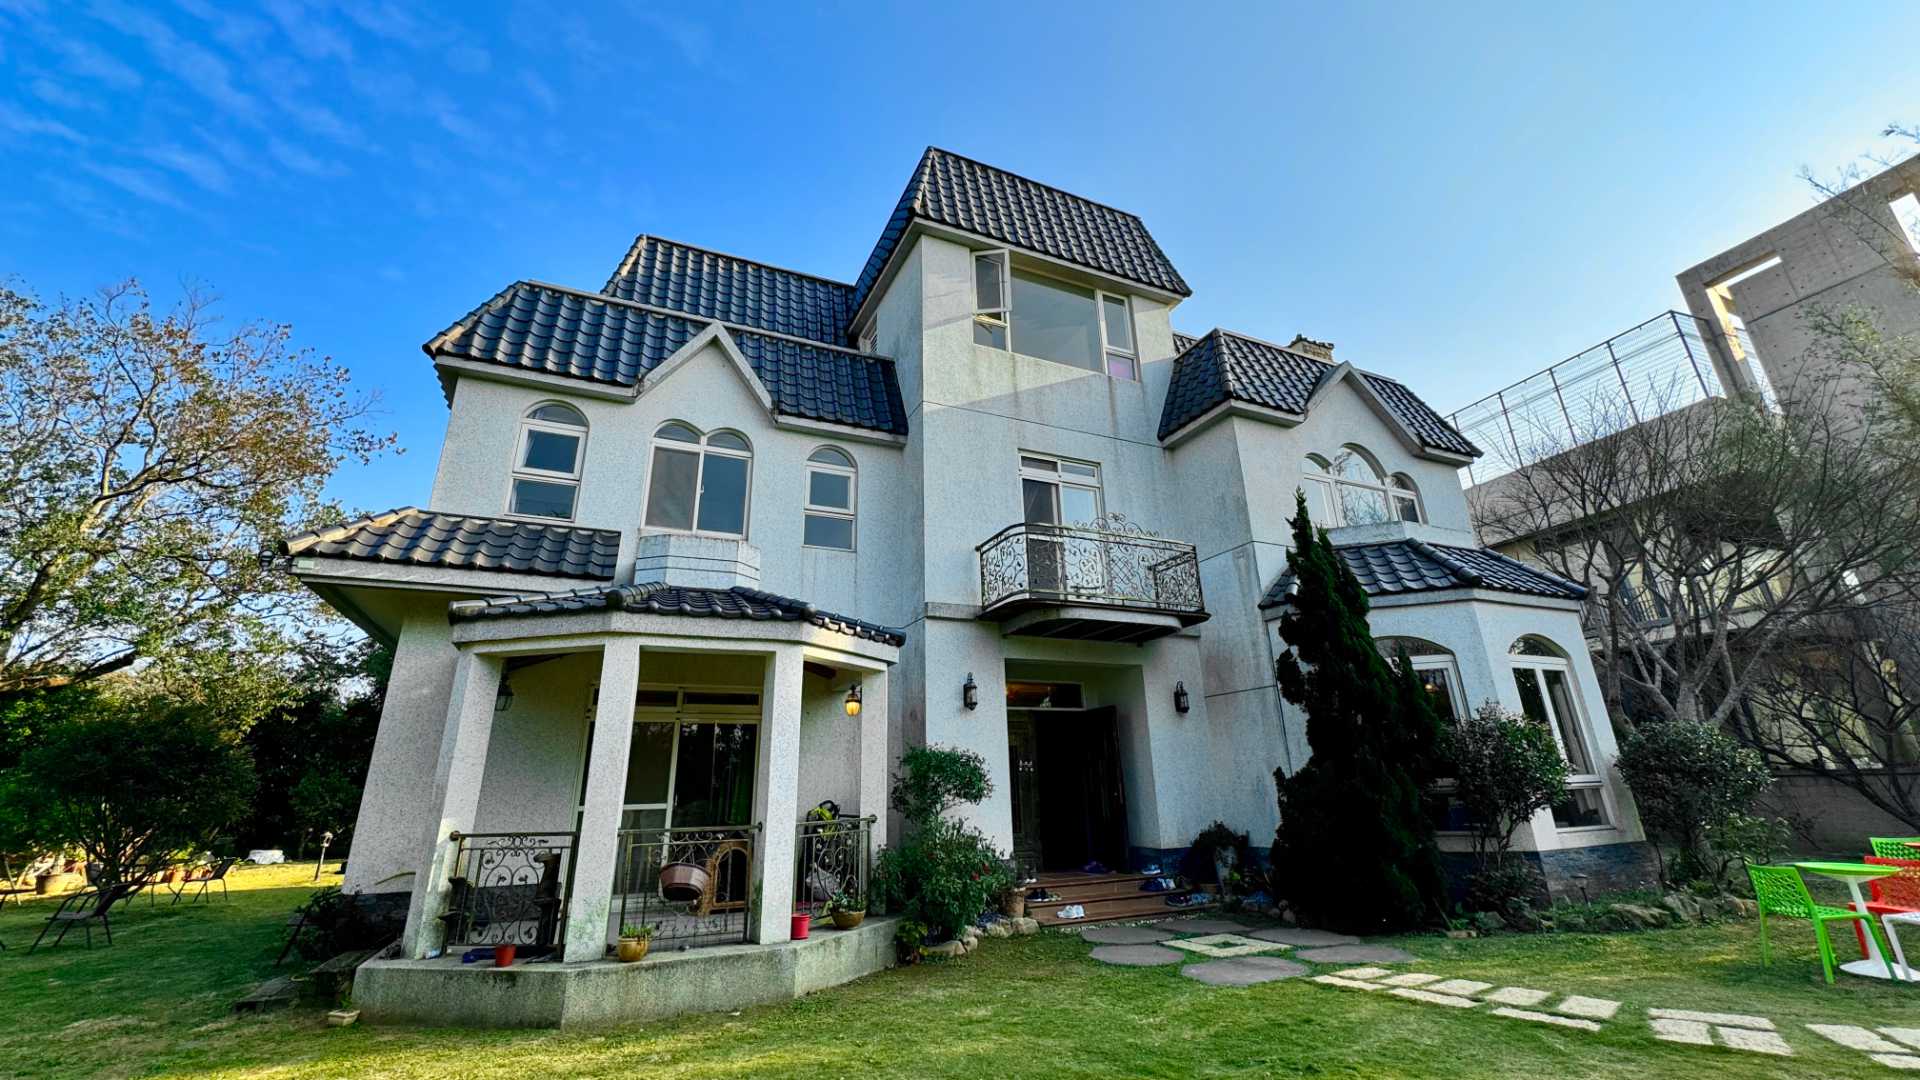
[0,692,257,886]
[1447,702,1570,867]
[237,639,387,854]
[0,281,392,696]
[1616,720,1771,884]
[1272,493,1448,932]
[874,745,1011,941]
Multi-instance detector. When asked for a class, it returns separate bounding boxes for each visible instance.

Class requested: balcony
[976,518,1208,643]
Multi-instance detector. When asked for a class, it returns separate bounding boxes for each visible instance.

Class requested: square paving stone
[1380,973,1442,987]
[1312,975,1385,991]
[1089,944,1185,966]
[1166,917,1252,935]
[1871,1054,1920,1070]
[1247,927,1362,947]
[1164,933,1290,958]
[1081,925,1175,945]
[1332,966,1394,980]
[1647,1008,1773,1030]
[1810,1025,1908,1053]
[1181,957,1310,987]
[1650,1019,1712,1046]
[1485,987,1551,1007]
[1554,995,1621,1020]
[1493,1007,1600,1032]
[1389,988,1480,1008]
[1295,945,1416,965]
[1884,1028,1920,1050]
[1718,1028,1793,1056]
[1428,979,1493,998]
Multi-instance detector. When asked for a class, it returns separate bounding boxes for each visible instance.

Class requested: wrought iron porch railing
[441,830,576,952]
[613,824,759,951]
[977,516,1205,616]
[793,815,876,916]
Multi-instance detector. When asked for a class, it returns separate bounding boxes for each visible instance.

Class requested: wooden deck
[1024,871,1215,927]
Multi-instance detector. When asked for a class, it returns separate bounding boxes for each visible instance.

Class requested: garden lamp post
[315,830,334,881]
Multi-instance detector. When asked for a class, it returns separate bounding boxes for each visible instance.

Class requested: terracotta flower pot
[831,909,865,930]
[617,937,650,963]
[493,944,516,967]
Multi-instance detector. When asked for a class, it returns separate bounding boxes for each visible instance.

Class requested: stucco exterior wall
[344,606,460,896]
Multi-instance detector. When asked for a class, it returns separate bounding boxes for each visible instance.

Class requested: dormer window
[644,422,752,537]
[1301,445,1415,527]
[509,402,587,520]
[973,249,1138,381]
[803,447,857,550]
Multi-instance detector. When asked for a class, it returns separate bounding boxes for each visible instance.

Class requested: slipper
[1080,861,1110,875]
[1059,904,1085,920]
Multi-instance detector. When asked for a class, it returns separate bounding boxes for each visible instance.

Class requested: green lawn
[3,863,1919,1078]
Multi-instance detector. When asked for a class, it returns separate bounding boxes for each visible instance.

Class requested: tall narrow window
[1391,474,1423,523]
[509,402,587,520]
[1101,293,1137,380]
[973,251,1009,348]
[1509,635,1607,829]
[643,423,752,537]
[803,446,856,550]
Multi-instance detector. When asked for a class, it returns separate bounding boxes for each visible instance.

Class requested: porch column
[750,644,805,943]
[561,637,643,962]
[399,649,502,959]
[857,666,891,852]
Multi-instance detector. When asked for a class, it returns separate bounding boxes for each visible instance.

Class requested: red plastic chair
[1853,856,1920,957]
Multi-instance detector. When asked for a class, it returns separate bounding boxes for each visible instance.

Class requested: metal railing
[442,830,576,952]
[612,823,759,950]
[977,515,1204,616]
[793,815,876,916]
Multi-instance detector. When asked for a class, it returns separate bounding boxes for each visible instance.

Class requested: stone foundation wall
[348,890,412,938]
[1439,841,1660,906]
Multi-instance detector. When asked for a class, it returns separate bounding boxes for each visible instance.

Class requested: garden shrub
[1271,493,1447,933]
[1446,702,1569,867]
[1181,821,1253,886]
[1616,720,1770,885]
[873,745,1011,941]
[1465,861,1547,917]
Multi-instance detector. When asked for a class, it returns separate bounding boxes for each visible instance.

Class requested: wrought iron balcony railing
[976,516,1205,619]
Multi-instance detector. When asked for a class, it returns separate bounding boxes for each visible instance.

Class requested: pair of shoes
[1140,876,1178,893]
[1165,893,1207,909]
[1058,904,1086,920]
[1080,861,1110,875]
[1027,888,1059,902]
[1137,863,1162,876]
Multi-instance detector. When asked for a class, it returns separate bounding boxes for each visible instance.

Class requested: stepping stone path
[1807,1024,1920,1070]
[1247,927,1361,947]
[1647,1009,1790,1056]
[1293,944,1416,965]
[1088,944,1184,966]
[1165,918,1252,935]
[1181,956,1309,987]
[1164,933,1290,958]
[1081,925,1175,945]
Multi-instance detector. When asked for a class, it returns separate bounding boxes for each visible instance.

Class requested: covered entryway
[1006,677,1128,877]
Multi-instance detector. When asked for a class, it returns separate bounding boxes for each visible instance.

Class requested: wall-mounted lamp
[844,682,863,717]
[1173,681,1190,714]
[494,677,515,713]
[962,672,978,711]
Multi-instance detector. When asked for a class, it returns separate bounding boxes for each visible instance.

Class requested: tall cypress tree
[1272,492,1447,932]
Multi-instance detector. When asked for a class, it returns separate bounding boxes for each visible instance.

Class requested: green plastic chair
[1747,863,1895,984]
[1869,837,1920,860]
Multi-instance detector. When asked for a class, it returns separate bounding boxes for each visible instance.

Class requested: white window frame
[858,322,878,354]
[1381,640,1472,835]
[641,422,753,539]
[1019,452,1104,525]
[1390,474,1424,524]
[803,446,857,551]
[1508,639,1611,831]
[1301,445,1404,527]
[506,402,588,522]
[973,249,1139,382]
[575,682,763,839]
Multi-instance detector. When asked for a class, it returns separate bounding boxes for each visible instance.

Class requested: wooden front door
[1033,707,1128,872]
[1007,715,1043,879]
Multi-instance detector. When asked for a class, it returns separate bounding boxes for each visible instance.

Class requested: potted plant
[617,923,655,963]
[825,889,865,930]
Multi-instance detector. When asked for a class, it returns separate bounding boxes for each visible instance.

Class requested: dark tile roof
[282,508,620,580]
[1259,538,1587,608]
[448,583,906,646]
[602,236,856,347]
[850,147,1191,316]
[427,281,908,436]
[1157,328,1479,457]
[1172,330,1200,355]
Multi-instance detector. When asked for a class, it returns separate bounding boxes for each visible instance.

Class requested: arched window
[1390,474,1423,524]
[1299,445,1397,527]
[509,401,587,520]
[803,446,856,550]
[1507,634,1607,828]
[644,423,752,537]
[1375,637,1463,722]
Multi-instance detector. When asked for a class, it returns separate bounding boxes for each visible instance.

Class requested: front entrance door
[1008,707,1128,874]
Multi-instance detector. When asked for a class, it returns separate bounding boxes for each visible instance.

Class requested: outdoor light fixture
[1173,681,1190,714]
[962,672,978,710]
[494,677,514,713]
[844,682,863,717]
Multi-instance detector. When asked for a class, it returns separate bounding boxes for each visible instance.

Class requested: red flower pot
[791,912,811,940]
[494,944,516,967]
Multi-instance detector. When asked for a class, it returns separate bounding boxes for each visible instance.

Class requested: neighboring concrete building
[291,148,1646,1025]
[1454,158,1920,852]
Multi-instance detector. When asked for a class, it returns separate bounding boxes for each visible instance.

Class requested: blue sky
[2,1,1915,512]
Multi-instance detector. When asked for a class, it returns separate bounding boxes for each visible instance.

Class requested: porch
[392,584,900,991]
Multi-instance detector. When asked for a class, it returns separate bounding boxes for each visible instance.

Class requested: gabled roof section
[850,147,1192,317]
[448,582,907,646]
[282,508,621,580]
[426,281,908,436]
[1156,328,1480,458]
[1259,539,1587,609]
[602,235,857,347]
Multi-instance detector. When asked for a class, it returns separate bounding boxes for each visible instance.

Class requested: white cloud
[28,77,100,112]
[145,143,232,193]
[520,71,559,113]
[266,136,345,177]
[55,38,142,90]
[0,102,88,143]
[90,1,262,120]
[335,0,418,41]
[631,9,712,68]
[263,0,354,62]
